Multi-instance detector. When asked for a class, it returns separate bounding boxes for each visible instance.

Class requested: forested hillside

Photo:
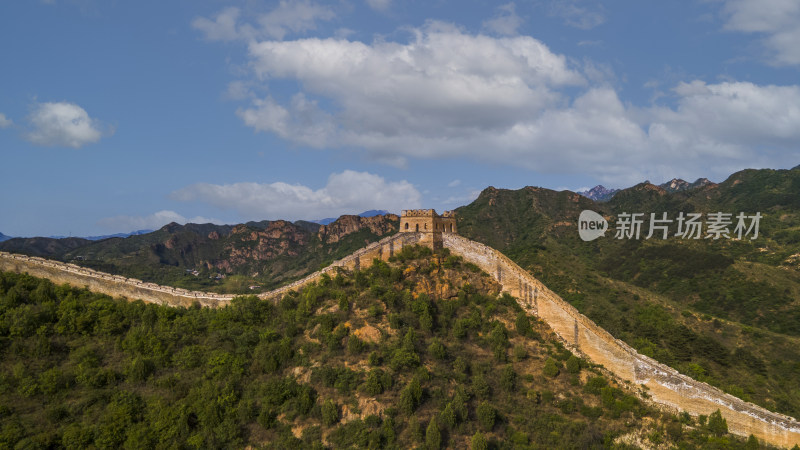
[0,215,399,294]
[456,167,800,419]
[0,247,769,449]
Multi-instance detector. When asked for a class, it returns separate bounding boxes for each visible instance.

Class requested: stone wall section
[442,234,800,448]
[0,252,235,308]
[0,232,422,308]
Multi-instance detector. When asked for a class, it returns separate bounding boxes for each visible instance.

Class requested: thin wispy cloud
[483,3,523,36]
[192,1,336,42]
[171,170,421,221]
[0,113,12,129]
[365,0,391,12]
[721,0,800,66]
[547,0,605,30]
[98,210,220,232]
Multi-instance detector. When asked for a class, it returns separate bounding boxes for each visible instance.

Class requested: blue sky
[1,0,799,237]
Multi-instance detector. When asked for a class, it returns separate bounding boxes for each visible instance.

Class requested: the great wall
[1,209,799,448]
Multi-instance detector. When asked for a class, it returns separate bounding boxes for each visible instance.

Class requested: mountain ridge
[455,166,800,420]
[577,177,716,202]
[0,213,401,293]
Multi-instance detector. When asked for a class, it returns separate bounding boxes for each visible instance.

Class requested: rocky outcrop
[221,221,310,268]
[317,214,399,244]
[659,177,715,192]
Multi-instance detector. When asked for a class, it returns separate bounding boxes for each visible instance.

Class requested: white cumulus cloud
[97,210,219,232]
[207,17,800,185]
[25,101,110,148]
[239,22,585,162]
[721,0,800,65]
[170,170,421,221]
[0,113,12,128]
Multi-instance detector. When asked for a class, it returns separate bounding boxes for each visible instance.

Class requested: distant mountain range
[2,210,393,241]
[578,177,714,201]
[46,229,154,241]
[0,213,400,292]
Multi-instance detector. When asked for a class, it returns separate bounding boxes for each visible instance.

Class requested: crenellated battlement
[399,209,457,250]
[400,209,437,217]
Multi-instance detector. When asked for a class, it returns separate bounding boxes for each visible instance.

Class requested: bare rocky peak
[317,214,399,243]
[577,185,620,202]
[659,178,690,192]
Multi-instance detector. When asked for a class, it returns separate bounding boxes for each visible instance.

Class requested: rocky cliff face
[219,221,311,268]
[0,214,400,290]
[659,177,715,192]
[317,214,399,243]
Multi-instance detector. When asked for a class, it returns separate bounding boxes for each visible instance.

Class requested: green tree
[440,403,456,429]
[476,402,496,431]
[543,357,560,378]
[363,369,384,396]
[500,365,517,392]
[453,356,469,379]
[125,356,155,382]
[408,416,423,443]
[399,386,418,415]
[428,339,447,360]
[471,431,488,450]
[707,409,728,437]
[322,400,339,426]
[745,434,759,450]
[425,417,441,450]
[513,344,527,361]
[566,355,581,374]
[347,336,365,355]
[666,421,682,441]
[452,388,469,422]
[472,373,490,399]
[515,312,532,337]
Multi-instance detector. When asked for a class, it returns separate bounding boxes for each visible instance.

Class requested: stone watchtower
[399,209,457,250]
